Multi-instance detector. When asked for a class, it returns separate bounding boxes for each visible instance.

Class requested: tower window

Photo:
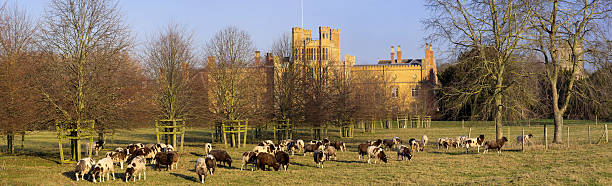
[392,87,399,98]
[412,88,418,97]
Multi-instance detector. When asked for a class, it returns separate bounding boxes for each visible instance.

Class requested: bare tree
[271,33,304,121]
[143,23,199,121]
[529,0,611,143]
[425,0,534,139]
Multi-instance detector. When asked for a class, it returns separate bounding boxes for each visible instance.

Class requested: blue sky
[17,0,432,65]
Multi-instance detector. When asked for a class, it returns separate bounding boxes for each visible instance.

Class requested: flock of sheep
[70,133,535,183]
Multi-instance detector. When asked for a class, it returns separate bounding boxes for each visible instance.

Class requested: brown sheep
[205,155,216,175]
[358,143,370,160]
[257,153,280,171]
[313,150,326,168]
[274,151,290,171]
[154,151,179,171]
[397,145,412,161]
[241,151,257,171]
[324,145,337,160]
[195,157,208,183]
[209,150,232,167]
[483,137,509,154]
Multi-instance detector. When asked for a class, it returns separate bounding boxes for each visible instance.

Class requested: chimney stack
[390,46,395,64]
[254,51,261,66]
[266,53,273,65]
[397,45,402,64]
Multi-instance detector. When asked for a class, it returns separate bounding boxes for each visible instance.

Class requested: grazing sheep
[74,157,95,181]
[91,157,115,183]
[329,141,347,152]
[313,150,326,168]
[127,146,156,165]
[205,155,216,175]
[438,137,453,149]
[358,143,370,160]
[464,135,486,153]
[397,145,413,161]
[269,144,279,154]
[483,137,509,154]
[252,145,270,154]
[274,151,290,171]
[241,151,257,171]
[125,155,146,182]
[324,145,337,160]
[286,141,300,155]
[455,136,468,147]
[204,143,212,155]
[154,151,179,171]
[366,146,388,164]
[106,148,128,169]
[408,139,424,152]
[195,157,208,183]
[93,140,104,156]
[369,139,383,147]
[257,153,280,171]
[209,150,232,167]
[296,140,305,152]
[516,134,534,145]
[382,139,396,150]
[303,142,322,156]
[322,138,330,145]
[126,143,144,155]
[421,135,429,147]
[279,139,293,151]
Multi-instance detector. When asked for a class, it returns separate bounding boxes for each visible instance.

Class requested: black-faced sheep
[322,138,330,145]
[74,157,95,181]
[313,150,326,168]
[367,146,387,164]
[274,151,290,171]
[204,143,212,155]
[397,145,412,161]
[154,151,179,171]
[464,135,485,153]
[209,149,232,167]
[91,157,115,183]
[93,140,104,156]
[516,134,534,145]
[106,148,128,169]
[483,137,508,154]
[257,152,280,171]
[329,141,347,152]
[241,151,257,171]
[205,155,216,175]
[358,143,370,160]
[324,145,337,160]
[195,157,208,183]
[125,155,146,182]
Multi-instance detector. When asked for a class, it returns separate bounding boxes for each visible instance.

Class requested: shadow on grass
[334,160,365,164]
[290,162,316,168]
[431,151,471,155]
[190,152,205,157]
[62,171,75,181]
[169,172,197,183]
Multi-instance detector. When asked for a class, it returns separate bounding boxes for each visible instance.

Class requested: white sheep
[125,156,146,182]
[91,157,115,183]
[74,157,95,181]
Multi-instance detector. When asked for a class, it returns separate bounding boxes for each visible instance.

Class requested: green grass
[0,120,611,185]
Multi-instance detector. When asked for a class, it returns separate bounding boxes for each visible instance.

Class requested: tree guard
[339,121,354,138]
[422,116,432,128]
[217,120,247,148]
[310,124,328,140]
[155,119,185,152]
[397,115,409,128]
[273,119,293,140]
[55,120,95,164]
[410,116,420,128]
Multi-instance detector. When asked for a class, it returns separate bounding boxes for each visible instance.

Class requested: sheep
[257,152,280,171]
[269,144,280,154]
[162,144,174,152]
[324,145,337,160]
[205,155,216,175]
[126,143,144,155]
[438,137,453,149]
[464,135,485,153]
[303,141,322,156]
[204,143,212,155]
[322,138,331,145]
[392,137,402,146]
[91,157,115,183]
[128,146,156,165]
[516,134,534,145]
[154,151,179,171]
[382,139,396,150]
[241,151,257,171]
[93,140,104,156]
[455,136,468,147]
[274,151,290,171]
[286,141,300,155]
[483,137,509,154]
[358,143,370,160]
[106,148,128,169]
[74,157,95,181]
[279,139,293,151]
[313,150,326,168]
[408,138,424,152]
[369,139,383,147]
[209,149,232,167]
[397,145,413,161]
[329,141,347,152]
[421,135,429,147]
[252,145,270,154]
[195,157,208,184]
[125,155,146,182]
[366,146,388,164]
[295,140,305,152]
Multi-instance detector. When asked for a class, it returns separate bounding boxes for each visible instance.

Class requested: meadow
[0,120,611,185]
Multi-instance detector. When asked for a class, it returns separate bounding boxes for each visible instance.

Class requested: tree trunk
[494,71,504,140]
[21,132,25,153]
[551,77,563,143]
[7,133,14,154]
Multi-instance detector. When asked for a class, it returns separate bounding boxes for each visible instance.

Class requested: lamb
[303,141,322,156]
[313,150,326,168]
[91,157,115,183]
[125,155,146,182]
[257,152,280,171]
[397,145,412,161]
[324,145,337,160]
[106,148,128,169]
[516,134,534,145]
[483,137,509,154]
[241,151,257,171]
[204,143,212,155]
[195,157,208,184]
[205,155,216,175]
[329,141,347,152]
[464,135,485,153]
[366,146,388,164]
[154,151,179,171]
[421,135,429,147]
[274,151,290,171]
[74,157,95,181]
[209,149,232,167]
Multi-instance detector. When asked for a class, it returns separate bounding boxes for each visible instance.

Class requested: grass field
[0,120,611,185]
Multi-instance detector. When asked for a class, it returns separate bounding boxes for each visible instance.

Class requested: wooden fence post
[521,128,525,152]
[567,127,570,148]
[605,124,608,143]
[462,120,464,129]
[588,125,591,144]
[468,127,472,138]
[544,124,548,150]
